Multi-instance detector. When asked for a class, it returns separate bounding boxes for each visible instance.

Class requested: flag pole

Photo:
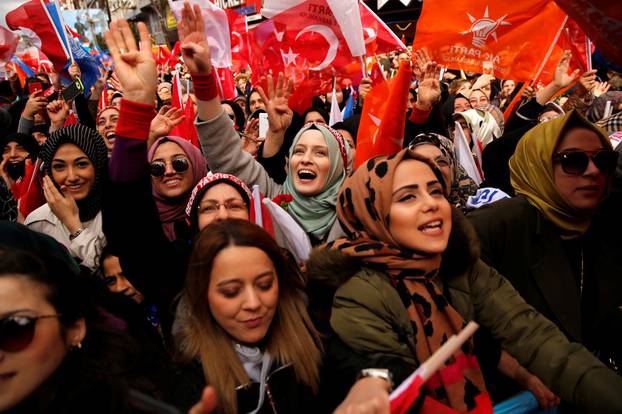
[586,36,592,71]
[359,55,367,79]
[529,15,568,86]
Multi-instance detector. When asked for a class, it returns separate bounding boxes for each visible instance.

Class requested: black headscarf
[39,124,108,222]
[0,132,39,158]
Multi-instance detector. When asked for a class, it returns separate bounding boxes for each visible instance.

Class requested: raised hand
[412,48,432,82]
[257,73,293,134]
[593,81,611,98]
[0,156,15,188]
[188,386,218,414]
[47,99,70,124]
[68,62,81,80]
[578,69,597,92]
[149,105,186,147]
[553,50,580,89]
[104,20,157,104]
[22,90,47,120]
[416,61,441,111]
[358,78,373,103]
[178,2,212,75]
[42,175,82,234]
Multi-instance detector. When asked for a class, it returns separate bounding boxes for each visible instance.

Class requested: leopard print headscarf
[331,148,489,412]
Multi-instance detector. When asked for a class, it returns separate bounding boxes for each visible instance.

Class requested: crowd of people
[1,2,622,413]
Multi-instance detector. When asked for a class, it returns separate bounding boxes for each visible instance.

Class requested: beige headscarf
[509,110,612,238]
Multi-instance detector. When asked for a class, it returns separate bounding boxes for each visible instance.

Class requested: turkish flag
[1,0,71,73]
[153,45,171,66]
[0,27,18,63]
[167,41,181,69]
[413,0,569,82]
[354,61,412,168]
[248,0,405,114]
[226,8,250,73]
[215,67,236,100]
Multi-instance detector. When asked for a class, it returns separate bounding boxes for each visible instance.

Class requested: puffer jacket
[305,212,622,414]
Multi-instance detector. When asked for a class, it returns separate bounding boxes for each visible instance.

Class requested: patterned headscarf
[185,172,252,235]
[147,136,208,241]
[510,110,613,238]
[331,148,488,411]
[282,122,349,241]
[40,124,108,222]
[408,133,478,211]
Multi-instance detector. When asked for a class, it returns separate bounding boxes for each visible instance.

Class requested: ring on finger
[119,48,128,55]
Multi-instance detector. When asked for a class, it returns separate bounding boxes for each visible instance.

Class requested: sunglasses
[0,314,61,352]
[149,158,190,178]
[552,150,618,175]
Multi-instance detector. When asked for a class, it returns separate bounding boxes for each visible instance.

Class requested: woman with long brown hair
[175,219,322,414]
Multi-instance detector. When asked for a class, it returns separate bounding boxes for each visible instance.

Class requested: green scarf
[283,123,348,241]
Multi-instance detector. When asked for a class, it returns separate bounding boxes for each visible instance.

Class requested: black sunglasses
[149,158,190,178]
[0,314,61,352]
[552,150,618,175]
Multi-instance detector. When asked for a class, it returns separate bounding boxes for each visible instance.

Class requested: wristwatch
[357,368,393,392]
[69,227,85,241]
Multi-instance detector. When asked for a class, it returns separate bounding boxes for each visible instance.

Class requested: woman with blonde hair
[175,219,322,414]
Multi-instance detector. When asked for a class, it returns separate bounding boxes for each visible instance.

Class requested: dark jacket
[306,210,622,414]
[180,360,317,414]
[468,197,622,367]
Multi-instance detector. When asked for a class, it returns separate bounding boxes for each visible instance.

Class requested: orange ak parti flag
[413,0,568,82]
[354,61,412,168]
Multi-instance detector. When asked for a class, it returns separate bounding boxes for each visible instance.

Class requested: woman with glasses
[305,148,622,413]
[469,110,622,376]
[24,124,108,272]
[0,222,190,413]
[176,4,350,244]
[147,136,207,242]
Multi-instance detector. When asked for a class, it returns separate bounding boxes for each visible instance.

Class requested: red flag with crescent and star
[248,0,405,114]
[225,8,250,73]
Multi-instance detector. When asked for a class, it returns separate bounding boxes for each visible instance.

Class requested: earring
[72,342,82,350]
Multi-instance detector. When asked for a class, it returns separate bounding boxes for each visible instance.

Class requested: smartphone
[42,85,58,101]
[28,82,43,95]
[61,78,84,102]
[258,112,269,139]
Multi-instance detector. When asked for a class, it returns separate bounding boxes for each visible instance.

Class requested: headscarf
[509,110,613,238]
[454,109,501,149]
[147,136,208,241]
[408,133,478,210]
[283,122,349,241]
[40,124,108,222]
[185,172,252,235]
[331,149,488,411]
[0,132,40,158]
[442,93,471,127]
[586,91,622,122]
[478,103,505,135]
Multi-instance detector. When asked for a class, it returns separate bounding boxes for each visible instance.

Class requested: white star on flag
[281,47,300,66]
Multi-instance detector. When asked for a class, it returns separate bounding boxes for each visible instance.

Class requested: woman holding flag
[306,147,622,413]
[177,2,351,244]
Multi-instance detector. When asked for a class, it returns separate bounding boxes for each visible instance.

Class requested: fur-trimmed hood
[305,207,480,288]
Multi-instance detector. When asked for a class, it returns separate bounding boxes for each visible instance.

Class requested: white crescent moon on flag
[295,25,338,71]
[231,31,242,53]
[363,28,377,44]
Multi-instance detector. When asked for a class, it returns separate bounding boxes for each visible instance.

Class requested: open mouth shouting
[297,169,317,183]
[418,218,444,236]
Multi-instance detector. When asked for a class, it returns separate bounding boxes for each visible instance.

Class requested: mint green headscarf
[283,123,349,241]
